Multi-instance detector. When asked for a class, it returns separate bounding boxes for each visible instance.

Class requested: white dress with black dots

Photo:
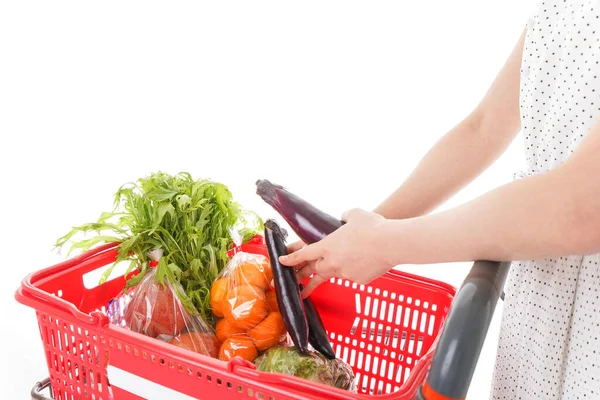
[490,1,600,399]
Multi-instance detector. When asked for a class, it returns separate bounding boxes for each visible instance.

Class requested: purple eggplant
[299,283,337,360]
[256,179,343,244]
[264,219,309,354]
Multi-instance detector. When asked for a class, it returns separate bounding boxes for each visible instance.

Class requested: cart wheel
[31,378,53,400]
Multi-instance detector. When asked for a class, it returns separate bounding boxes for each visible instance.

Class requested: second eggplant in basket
[264,219,310,354]
[299,283,336,360]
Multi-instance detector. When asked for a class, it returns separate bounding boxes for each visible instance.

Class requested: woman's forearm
[375,29,526,220]
[374,115,513,219]
[379,160,600,266]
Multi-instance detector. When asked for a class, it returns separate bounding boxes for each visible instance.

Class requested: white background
[1,1,535,398]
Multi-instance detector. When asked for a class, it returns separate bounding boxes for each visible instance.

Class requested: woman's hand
[279,208,394,297]
[285,239,309,271]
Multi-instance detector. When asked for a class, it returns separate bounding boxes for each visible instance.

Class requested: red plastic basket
[16,236,455,400]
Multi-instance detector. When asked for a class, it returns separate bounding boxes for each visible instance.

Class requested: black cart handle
[417,260,511,400]
[31,378,52,400]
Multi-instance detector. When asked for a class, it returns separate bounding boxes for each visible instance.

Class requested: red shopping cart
[17,235,509,400]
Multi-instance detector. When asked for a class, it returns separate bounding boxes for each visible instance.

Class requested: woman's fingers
[341,208,363,222]
[287,240,306,253]
[279,242,323,267]
[300,274,327,298]
[295,263,317,282]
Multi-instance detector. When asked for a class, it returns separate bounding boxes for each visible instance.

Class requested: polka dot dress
[490,1,600,399]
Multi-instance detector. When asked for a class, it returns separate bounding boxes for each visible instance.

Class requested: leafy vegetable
[56,171,263,325]
[254,345,356,391]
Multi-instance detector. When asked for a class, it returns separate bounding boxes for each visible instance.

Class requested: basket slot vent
[428,314,437,336]
[350,349,357,366]
[387,362,395,380]
[403,307,411,328]
[395,363,404,383]
[350,317,360,335]
[383,326,390,346]
[369,321,376,341]
[420,311,428,333]
[369,376,377,394]
[372,356,379,377]
[411,309,419,330]
[416,338,423,356]
[376,323,384,344]
[399,332,407,351]
[371,297,379,318]
[391,328,399,349]
[361,374,369,392]
[342,347,350,363]
[379,358,387,378]
[379,300,387,321]
[394,305,403,326]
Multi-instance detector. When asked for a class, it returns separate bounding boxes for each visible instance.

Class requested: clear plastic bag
[254,345,356,391]
[210,251,287,362]
[107,250,218,358]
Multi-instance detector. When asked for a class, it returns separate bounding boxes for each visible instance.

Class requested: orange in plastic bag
[265,290,279,313]
[216,318,246,343]
[218,335,258,362]
[210,277,233,318]
[210,251,287,362]
[249,312,286,351]
[222,284,268,329]
[233,260,272,290]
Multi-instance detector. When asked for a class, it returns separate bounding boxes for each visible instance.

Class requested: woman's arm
[375,28,527,219]
[282,118,600,296]
[381,117,600,265]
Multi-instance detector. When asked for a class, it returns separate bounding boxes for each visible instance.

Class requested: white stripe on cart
[107,365,197,400]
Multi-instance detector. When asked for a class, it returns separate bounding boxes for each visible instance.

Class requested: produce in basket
[55,171,263,326]
[299,283,336,360]
[218,336,258,362]
[257,182,340,359]
[254,345,356,392]
[124,277,186,337]
[168,332,219,358]
[264,219,309,354]
[256,179,343,244]
[108,249,219,358]
[210,251,287,362]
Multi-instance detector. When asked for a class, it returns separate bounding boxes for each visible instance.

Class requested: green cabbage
[254,345,356,391]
